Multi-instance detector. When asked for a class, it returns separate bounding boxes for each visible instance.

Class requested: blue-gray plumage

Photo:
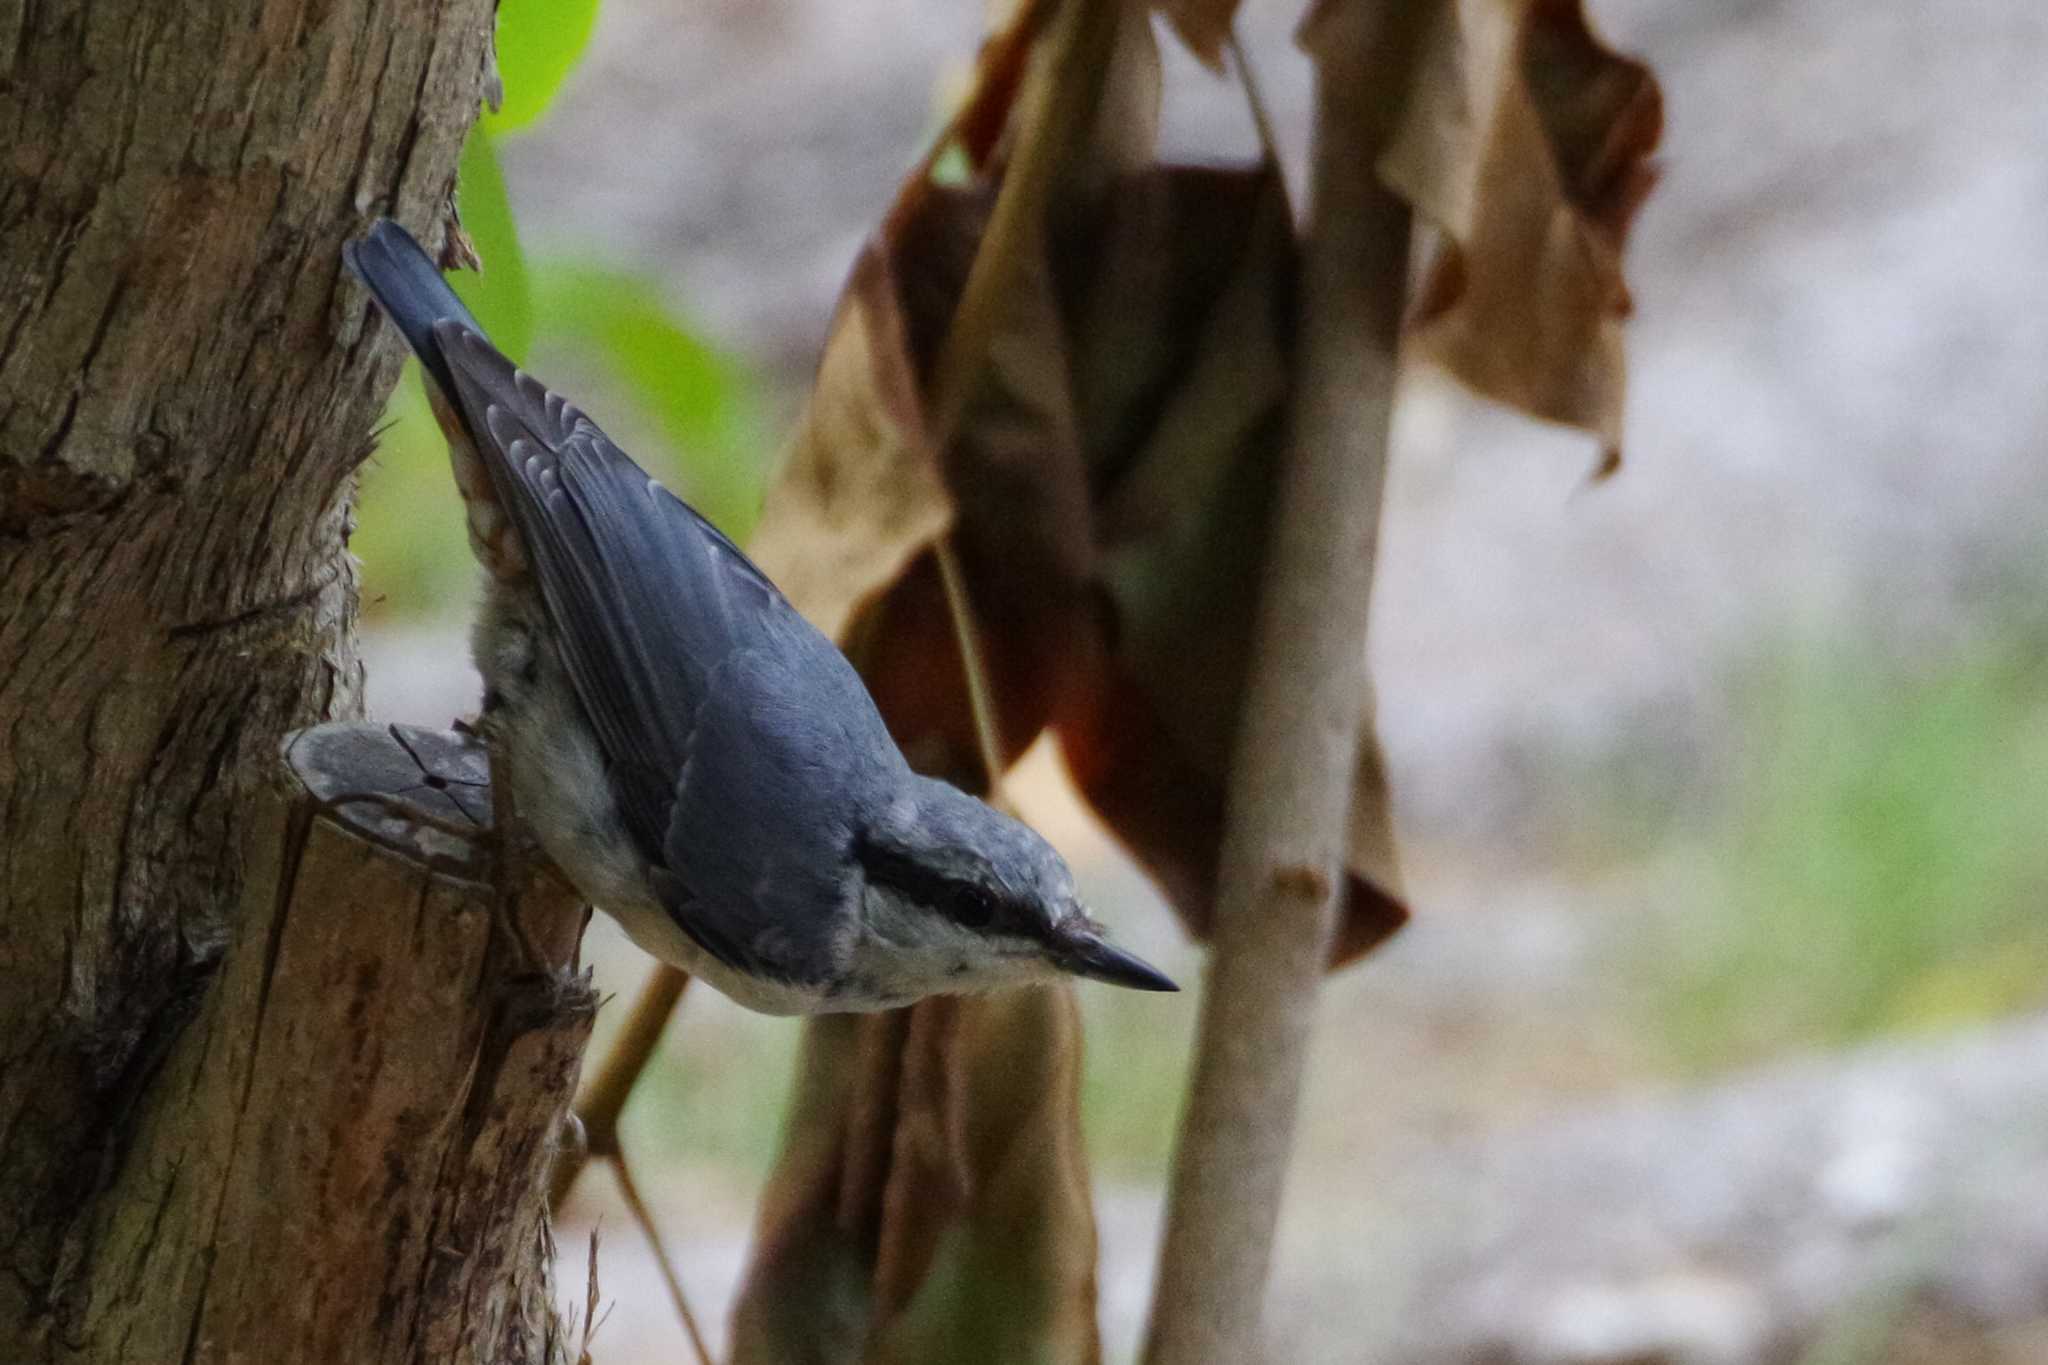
[344,219,1175,1013]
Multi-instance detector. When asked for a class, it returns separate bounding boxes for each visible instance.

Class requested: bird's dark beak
[1056,932,1179,993]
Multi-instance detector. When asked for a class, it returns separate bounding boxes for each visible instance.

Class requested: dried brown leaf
[1153,0,1242,70]
[734,11,1135,1360]
[1352,0,1663,462]
[746,243,958,644]
[728,1013,894,1364]
[729,993,1100,1365]
[749,0,1130,768]
[873,990,1101,1361]
[1051,163,1407,963]
[753,12,1406,958]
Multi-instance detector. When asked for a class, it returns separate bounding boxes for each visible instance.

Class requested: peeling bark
[0,4,588,1360]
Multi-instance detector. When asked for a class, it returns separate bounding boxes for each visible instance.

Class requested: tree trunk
[0,3,586,1360]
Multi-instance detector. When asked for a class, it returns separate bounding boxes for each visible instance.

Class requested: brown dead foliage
[1332,0,1664,465]
[727,0,1660,1355]
[748,0,1408,973]
[729,991,1102,1363]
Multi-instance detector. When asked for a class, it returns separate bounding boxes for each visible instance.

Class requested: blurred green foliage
[1658,620,2048,1071]
[1077,964,1198,1176]
[451,131,533,355]
[352,0,767,619]
[622,992,803,1178]
[531,266,765,542]
[484,0,603,136]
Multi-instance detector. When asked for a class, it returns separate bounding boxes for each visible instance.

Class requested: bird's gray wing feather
[650,643,879,980]
[432,323,879,984]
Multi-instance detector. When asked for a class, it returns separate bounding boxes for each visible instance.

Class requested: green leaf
[451,130,533,357]
[484,0,602,135]
[531,263,766,540]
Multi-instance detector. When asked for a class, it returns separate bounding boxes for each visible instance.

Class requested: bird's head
[841,774,1178,1006]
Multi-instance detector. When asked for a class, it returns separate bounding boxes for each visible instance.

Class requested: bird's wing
[432,323,872,983]
[651,642,880,984]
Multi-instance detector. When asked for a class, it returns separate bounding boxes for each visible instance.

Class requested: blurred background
[356,0,2048,1360]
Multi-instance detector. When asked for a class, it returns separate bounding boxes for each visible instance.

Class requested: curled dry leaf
[1325,0,1662,467]
[744,242,957,647]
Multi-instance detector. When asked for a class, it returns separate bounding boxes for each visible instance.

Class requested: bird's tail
[345,219,531,581]
[342,219,484,398]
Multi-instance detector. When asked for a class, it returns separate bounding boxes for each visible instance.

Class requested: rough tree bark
[0,3,588,1361]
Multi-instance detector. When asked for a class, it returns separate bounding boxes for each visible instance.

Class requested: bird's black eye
[945,883,998,929]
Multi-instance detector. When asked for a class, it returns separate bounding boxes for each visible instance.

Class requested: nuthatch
[344,220,1176,1014]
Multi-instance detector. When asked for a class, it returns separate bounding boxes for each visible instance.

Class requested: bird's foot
[489,821,587,994]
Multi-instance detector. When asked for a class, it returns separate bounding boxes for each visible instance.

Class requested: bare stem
[1140,6,1424,1362]
[935,539,1012,797]
[552,966,690,1208]
[609,1145,714,1365]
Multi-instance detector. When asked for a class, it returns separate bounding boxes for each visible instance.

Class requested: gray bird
[344,219,1175,1014]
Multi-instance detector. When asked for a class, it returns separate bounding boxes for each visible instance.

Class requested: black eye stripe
[852,836,953,907]
[946,883,997,928]
[854,833,1014,931]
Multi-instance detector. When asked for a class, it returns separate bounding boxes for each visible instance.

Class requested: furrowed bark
[0,3,593,1359]
[1140,4,1423,1361]
[84,723,593,1364]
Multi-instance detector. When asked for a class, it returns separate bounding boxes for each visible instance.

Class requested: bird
[343,218,1176,1014]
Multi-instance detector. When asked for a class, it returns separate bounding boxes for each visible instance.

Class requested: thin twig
[609,1146,713,1365]
[551,965,689,1208]
[1141,2,1429,1361]
[1227,29,1283,184]
[576,1226,607,1365]
[934,540,1009,797]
